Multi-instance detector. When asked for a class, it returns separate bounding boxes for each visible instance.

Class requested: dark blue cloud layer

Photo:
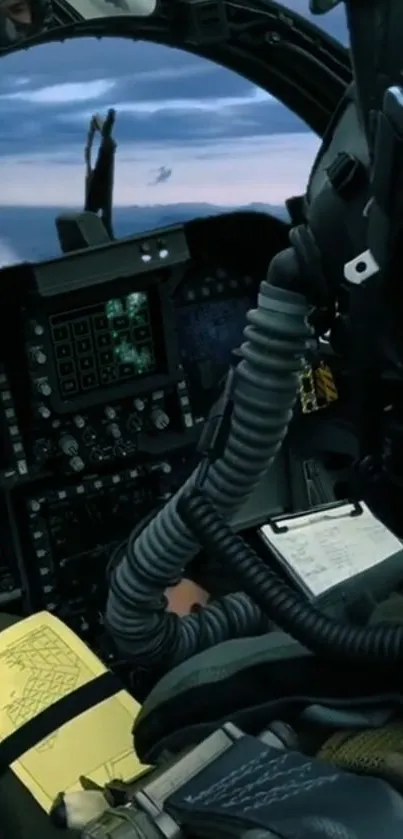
[0,104,306,158]
[0,2,346,160]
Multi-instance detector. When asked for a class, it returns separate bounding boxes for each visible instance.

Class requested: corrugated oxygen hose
[106,249,313,668]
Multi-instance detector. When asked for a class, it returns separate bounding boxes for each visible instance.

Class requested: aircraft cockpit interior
[0,0,356,668]
[3,1,403,838]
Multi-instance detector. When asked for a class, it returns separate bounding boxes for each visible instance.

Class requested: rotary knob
[150,407,170,431]
[31,348,47,365]
[104,406,117,420]
[107,423,121,440]
[59,434,79,456]
[69,455,85,473]
[37,404,51,419]
[73,415,86,429]
[36,380,52,397]
[127,413,141,433]
[90,447,104,463]
[149,461,172,474]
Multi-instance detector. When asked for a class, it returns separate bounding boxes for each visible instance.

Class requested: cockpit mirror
[0,0,157,51]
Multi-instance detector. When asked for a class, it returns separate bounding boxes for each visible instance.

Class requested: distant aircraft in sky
[150,166,173,185]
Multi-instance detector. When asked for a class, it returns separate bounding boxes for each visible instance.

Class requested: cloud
[61,86,270,122]
[0,79,116,104]
[0,37,220,88]
[123,64,215,83]
[116,86,271,114]
[0,132,320,207]
[0,238,21,267]
[7,76,31,87]
[0,37,304,160]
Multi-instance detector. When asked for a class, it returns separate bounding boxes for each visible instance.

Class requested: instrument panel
[0,209,289,642]
[176,269,255,420]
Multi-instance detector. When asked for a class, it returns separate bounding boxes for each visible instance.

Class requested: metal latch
[82,723,243,838]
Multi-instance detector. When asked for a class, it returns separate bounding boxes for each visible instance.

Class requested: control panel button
[81,372,98,390]
[76,337,92,355]
[99,350,114,365]
[118,364,132,378]
[93,315,108,331]
[72,319,90,337]
[60,377,78,396]
[56,343,72,360]
[133,326,150,342]
[96,333,112,349]
[58,360,75,377]
[79,356,94,372]
[52,325,69,342]
[113,316,129,330]
[100,367,117,384]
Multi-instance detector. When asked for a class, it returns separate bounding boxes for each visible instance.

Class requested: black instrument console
[0,210,290,646]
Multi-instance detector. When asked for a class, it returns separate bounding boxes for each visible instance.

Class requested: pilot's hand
[165,579,209,616]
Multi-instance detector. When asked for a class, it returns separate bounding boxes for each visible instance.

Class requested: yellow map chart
[0,611,147,812]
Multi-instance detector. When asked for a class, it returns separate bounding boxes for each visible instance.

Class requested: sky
[0,0,347,215]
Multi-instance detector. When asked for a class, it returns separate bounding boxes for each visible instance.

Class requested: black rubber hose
[106,275,312,665]
[177,490,403,664]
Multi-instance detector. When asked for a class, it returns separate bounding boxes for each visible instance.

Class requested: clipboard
[259,500,403,600]
[266,499,363,535]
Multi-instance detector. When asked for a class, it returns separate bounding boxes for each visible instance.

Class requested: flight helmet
[0,0,53,47]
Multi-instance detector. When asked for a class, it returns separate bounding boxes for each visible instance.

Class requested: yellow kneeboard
[0,611,147,812]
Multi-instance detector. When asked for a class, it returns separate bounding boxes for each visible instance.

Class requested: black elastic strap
[0,670,121,774]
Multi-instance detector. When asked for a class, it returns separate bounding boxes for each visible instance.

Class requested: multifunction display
[50,291,157,399]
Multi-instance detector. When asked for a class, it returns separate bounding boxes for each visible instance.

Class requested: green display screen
[105,291,156,376]
[51,289,159,398]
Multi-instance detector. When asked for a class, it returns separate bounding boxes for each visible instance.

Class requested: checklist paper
[260,502,403,598]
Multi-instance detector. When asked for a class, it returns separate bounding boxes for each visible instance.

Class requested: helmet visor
[309,0,341,13]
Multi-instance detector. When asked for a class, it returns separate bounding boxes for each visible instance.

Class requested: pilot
[0,0,32,25]
[0,0,52,48]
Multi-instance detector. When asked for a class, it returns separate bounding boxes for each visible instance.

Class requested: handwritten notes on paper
[260,502,403,597]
